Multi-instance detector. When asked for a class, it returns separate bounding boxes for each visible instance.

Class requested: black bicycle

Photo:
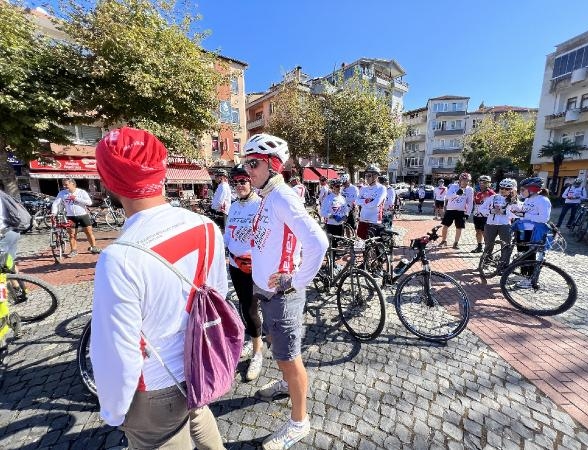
[363,225,471,342]
[313,235,386,341]
[77,319,95,396]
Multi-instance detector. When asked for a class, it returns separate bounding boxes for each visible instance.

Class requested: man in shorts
[51,178,100,257]
[242,133,328,450]
[433,179,447,220]
[471,175,495,253]
[439,172,474,249]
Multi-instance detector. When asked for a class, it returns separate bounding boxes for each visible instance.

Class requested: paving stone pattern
[0,203,587,449]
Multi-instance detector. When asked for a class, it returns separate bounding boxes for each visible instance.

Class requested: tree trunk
[0,138,20,199]
[551,160,561,195]
[347,163,355,184]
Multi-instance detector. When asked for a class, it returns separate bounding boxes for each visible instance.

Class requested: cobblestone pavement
[1,206,588,449]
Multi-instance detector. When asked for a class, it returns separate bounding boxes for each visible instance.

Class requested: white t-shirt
[211,181,232,214]
[445,183,474,214]
[510,194,552,229]
[91,204,228,426]
[318,184,329,206]
[562,185,587,204]
[251,182,328,292]
[479,194,520,225]
[224,194,261,267]
[342,183,359,207]
[51,188,93,216]
[384,187,396,211]
[359,183,387,224]
[434,186,448,201]
[291,183,306,202]
[320,192,349,225]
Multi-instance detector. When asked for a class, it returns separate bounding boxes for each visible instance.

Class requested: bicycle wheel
[478,240,506,280]
[395,270,470,342]
[362,241,390,280]
[7,273,59,322]
[50,230,63,264]
[336,268,385,341]
[342,223,355,239]
[105,210,122,230]
[500,260,577,316]
[550,233,567,253]
[77,320,97,397]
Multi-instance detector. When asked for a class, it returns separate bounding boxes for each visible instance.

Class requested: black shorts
[435,200,445,208]
[67,214,93,228]
[473,216,487,231]
[441,210,466,229]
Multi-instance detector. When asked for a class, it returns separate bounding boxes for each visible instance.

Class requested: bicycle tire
[336,268,385,341]
[77,320,97,397]
[500,260,577,316]
[50,230,65,264]
[395,270,470,342]
[7,273,59,322]
[105,211,120,230]
[342,223,355,239]
[362,241,390,280]
[575,217,588,242]
[478,240,506,280]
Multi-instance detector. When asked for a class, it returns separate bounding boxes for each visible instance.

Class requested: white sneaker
[241,340,253,359]
[516,279,533,289]
[246,352,263,381]
[262,417,310,450]
[255,379,289,401]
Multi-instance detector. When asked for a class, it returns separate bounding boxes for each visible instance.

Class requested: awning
[166,168,211,185]
[302,168,320,183]
[313,168,339,180]
[29,171,100,179]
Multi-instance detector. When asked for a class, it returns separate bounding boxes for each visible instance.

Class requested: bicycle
[479,224,577,316]
[77,319,95,396]
[88,197,126,230]
[363,225,471,342]
[30,202,53,231]
[49,214,71,264]
[313,235,386,342]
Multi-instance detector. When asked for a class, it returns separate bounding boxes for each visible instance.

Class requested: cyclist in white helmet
[439,172,474,249]
[242,133,328,450]
[340,173,359,230]
[357,164,387,239]
[557,177,587,228]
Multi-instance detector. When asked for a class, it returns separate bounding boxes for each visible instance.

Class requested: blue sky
[193,0,588,111]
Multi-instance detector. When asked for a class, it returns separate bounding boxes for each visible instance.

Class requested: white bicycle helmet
[499,178,517,189]
[574,178,583,185]
[478,175,491,182]
[340,173,350,183]
[365,163,381,174]
[243,133,290,163]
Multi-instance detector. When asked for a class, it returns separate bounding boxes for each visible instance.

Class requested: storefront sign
[30,156,96,171]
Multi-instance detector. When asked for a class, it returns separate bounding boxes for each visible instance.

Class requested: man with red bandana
[471,175,495,253]
[91,127,226,449]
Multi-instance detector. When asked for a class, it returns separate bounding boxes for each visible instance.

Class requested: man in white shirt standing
[357,164,387,239]
[91,127,226,449]
[317,176,329,208]
[433,179,447,220]
[242,133,328,450]
[557,178,587,228]
[51,178,100,257]
[439,172,474,249]
[289,176,306,203]
[211,169,232,228]
[341,173,359,230]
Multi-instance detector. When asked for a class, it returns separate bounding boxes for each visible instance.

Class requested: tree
[266,83,325,173]
[539,139,585,194]
[455,137,518,183]
[0,3,75,196]
[324,76,404,178]
[464,110,536,174]
[59,0,222,157]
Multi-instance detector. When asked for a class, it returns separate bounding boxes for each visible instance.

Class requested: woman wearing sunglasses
[224,164,263,381]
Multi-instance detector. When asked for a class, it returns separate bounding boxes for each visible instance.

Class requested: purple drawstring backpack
[114,217,244,408]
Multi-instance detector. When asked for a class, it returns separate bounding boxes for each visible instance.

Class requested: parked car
[19,191,54,211]
[398,185,434,200]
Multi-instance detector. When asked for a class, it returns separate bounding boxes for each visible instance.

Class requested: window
[575,132,584,146]
[255,111,263,120]
[230,77,239,95]
[64,125,103,144]
[447,157,454,166]
[581,94,588,109]
[567,97,578,110]
[269,102,276,114]
[472,118,481,129]
[449,139,460,147]
[219,101,231,123]
[212,137,219,154]
[231,108,240,124]
[449,120,463,130]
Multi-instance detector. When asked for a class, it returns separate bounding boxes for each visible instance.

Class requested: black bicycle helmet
[229,164,249,180]
[519,176,543,188]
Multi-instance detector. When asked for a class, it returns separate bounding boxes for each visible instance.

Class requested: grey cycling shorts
[253,284,305,361]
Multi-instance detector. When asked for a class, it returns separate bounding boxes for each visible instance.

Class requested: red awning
[312,168,339,180]
[302,168,320,183]
[166,168,211,185]
[29,171,100,179]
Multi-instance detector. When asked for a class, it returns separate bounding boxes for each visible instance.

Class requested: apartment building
[396,107,427,183]
[532,30,588,192]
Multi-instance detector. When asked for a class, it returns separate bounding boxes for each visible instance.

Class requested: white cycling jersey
[91,204,227,426]
[224,193,261,267]
[478,194,520,225]
[342,183,359,207]
[562,185,587,204]
[318,184,329,206]
[434,186,447,201]
[211,181,232,214]
[320,192,349,225]
[291,183,306,202]
[51,188,93,216]
[445,183,474,215]
[358,183,387,224]
[251,182,328,292]
[510,194,552,229]
[384,187,396,211]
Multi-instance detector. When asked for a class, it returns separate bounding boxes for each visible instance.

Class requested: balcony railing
[435,110,466,117]
[246,117,265,130]
[544,107,588,129]
[432,147,462,155]
[433,129,465,137]
[404,134,425,142]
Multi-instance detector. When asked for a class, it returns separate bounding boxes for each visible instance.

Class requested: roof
[472,105,538,114]
[166,168,212,184]
[50,143,96,157]
[428,95,470,101]
[217,53,248,68]
[403,106,427,115]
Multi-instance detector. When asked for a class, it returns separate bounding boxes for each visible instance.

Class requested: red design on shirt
[474,189,495,205]
[279,225,297,274]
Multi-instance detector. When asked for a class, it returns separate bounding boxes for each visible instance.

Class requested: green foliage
[324,74,404,175]
[0,2,74,160]
[464,110,536,174]
[59,0,222,157]
[455,137,519,183]
[266,83,325,166]
[539,139,585,193]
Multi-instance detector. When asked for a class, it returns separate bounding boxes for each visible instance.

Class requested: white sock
[252,352,263,361]
[289,416,309,429]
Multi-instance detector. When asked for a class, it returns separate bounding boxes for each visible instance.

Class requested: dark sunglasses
[244,159,264,169]
[499,187,512,190]
[232,179,249,186]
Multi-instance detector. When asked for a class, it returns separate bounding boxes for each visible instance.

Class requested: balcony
[431,166,457,174]
[435,110,466,118]
[544,107,588,129]
[404,133,425,142]
[432,147,462,155]
[434,128,465,137]
[246,117,265,130]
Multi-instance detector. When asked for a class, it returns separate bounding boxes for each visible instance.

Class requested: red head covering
[246,152,283,172]
[96,127,167,199]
